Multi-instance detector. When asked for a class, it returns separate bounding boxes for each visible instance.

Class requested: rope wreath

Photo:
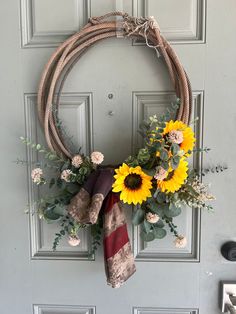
[37,12,192,159]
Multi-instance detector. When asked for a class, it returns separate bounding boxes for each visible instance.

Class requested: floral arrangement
[20,104,217,253]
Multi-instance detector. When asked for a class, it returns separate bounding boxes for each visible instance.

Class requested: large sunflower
[112,163,152,205]
[157,158,188,193]
[163,120,195,155]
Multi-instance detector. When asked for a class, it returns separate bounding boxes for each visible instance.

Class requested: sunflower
[163,120,195,155]
[112,163,152,205]
[157,158,188,193]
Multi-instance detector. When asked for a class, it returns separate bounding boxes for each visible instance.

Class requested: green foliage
[20,137,66,164]
[160,149,169,161]
[170,156,180,169]
[137,148,150,164]
[164,203,181,218]
[132,208,145,226]
[19,98,217,248]
[140,231,155,242]
[90,217,103,256]
[153,227,167,239]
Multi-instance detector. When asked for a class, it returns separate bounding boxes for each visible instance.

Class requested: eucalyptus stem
[164,217,179,237]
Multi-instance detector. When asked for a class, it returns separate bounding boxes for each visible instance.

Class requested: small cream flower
[91,151,104,165]
[68,236,81,247]
[174,235,187,248]
[31,168,43,184]
[169,130,184,144]
[72,154,83,168]
[154,166,168,181]
[146,212,160,224]
[61,169,73,182]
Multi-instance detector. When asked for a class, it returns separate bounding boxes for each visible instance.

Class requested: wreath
[20,12,217,288]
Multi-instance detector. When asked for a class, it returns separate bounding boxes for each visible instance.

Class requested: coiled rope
[37,12,192,159]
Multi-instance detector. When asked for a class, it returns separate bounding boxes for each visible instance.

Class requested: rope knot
[148,16,160,30]
[88,17,100,25]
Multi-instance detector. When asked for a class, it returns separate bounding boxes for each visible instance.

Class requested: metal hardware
[221,282,236,313]
[221,242,236,261]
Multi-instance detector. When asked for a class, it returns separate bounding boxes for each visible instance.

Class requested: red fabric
[68,169,136,287]
[104,224,129,259]
[103,192,120,214]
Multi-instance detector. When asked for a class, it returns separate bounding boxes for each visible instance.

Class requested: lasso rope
[37,12,192,159]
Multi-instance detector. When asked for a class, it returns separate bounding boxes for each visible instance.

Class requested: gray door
[1,0,236,314]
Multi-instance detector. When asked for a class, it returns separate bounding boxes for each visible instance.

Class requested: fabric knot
[67,169,136,288]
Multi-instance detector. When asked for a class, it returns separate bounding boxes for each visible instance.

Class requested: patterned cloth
[67,168,136,288]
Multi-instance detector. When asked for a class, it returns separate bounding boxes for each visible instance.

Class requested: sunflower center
[124,174,142,190]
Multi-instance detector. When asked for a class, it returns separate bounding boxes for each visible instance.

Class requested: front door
[1,1,236,313]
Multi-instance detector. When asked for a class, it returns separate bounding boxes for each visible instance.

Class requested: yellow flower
[163,120,195,155]
[157,158,188,193]
[112,163,152,205]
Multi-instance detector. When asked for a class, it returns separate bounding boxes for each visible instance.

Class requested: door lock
[221,242,236,261]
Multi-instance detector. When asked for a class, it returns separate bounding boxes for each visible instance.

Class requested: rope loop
[37,12,192,159]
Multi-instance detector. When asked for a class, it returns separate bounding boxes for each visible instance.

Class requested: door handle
[225,303,236,314]
[221,282,236,313]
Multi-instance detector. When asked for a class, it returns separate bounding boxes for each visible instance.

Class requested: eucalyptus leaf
[48,154,57,161]
[53,204,66,216]
[140,231,155,242]
[143,169,156,176]
[44,207,61,221]
[171,143,180,155]
[164,203,181,218]
[160,149,169,161]
[156,191,166,203]
[157,122,166,128]
[153,227,167,239]
[147,198,161,214]
[143,220,152,233]
[155,133,163,140]
[171,156,180,169]
[153,141,161,150]
[132,208,145,226]
[154,219,165,228]
[160,161,169,171]
[137,148,150,164]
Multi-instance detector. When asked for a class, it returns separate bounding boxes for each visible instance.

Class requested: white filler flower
[174,235,187,248]
[71,154,83,168]
[91,151,104,165]
[31,168,43,184]
[146,212,160,224]
[68,236,81,247]
[61,169,73,182]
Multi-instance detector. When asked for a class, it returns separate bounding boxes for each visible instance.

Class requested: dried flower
[31,168,44,185]
[146,212,160,224]
[61,169,73,182]
[174,235,187,248]
[169,130,184,144]
[154,166,168,181]
[68,236,81,247]
[91,151,104,165]
[72,154,83,168]
[191,178,215,202]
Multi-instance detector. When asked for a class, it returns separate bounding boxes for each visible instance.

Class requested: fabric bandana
[67,168,136,288]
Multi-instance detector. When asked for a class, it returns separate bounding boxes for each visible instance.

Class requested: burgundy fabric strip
[104,224,129,259]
